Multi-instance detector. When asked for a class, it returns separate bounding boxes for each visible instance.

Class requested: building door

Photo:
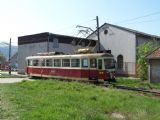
[117,55,123,74]
[98,58,104,80]
[150,60,160,83]
[89,58,98,80]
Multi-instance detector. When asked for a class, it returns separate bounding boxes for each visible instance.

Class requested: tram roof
[26,53,113,59]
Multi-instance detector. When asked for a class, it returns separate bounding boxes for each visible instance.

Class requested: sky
[0,0,160,45]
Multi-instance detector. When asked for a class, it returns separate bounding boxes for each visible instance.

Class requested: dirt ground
[0,78,31,83]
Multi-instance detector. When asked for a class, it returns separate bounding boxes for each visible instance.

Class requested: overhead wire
[118,18,160,25]
[115,11,160,24]
[111,11,160,36]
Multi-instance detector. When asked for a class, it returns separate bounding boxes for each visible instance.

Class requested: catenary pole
[9,38,11,75]
[96,16,100,52]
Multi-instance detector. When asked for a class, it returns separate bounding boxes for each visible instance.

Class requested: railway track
[62,79,160,97]
[102,83,160,97]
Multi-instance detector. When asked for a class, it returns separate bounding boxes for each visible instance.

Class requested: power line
[119,18,160,25]
[115,11,160,24]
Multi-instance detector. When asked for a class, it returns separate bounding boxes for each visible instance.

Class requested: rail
[102,83,160,97]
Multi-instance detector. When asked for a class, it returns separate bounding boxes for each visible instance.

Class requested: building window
[117,55,123,70]
[53,38,59,48]
[104,29,108,35]
[71,59,80,67]
[72,40,76,46]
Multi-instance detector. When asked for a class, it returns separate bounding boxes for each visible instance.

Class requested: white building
[87,23,160,76]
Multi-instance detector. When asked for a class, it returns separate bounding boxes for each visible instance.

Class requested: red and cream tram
[26,53,115,82]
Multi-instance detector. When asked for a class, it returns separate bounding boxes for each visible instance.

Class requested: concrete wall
[18,42,94,74]
[88,24,136,75]
[136,36,151,46]
[18,42,48,74]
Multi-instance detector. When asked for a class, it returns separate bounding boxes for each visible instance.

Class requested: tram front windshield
[104,59,115,69]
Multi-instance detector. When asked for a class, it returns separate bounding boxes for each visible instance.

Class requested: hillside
[0,42,17,60]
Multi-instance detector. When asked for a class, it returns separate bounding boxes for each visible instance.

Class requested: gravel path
[0,78,31,83]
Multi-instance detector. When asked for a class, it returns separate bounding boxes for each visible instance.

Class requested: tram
[26,52,115,82]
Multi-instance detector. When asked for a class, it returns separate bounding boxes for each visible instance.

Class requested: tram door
[40,59,45,77]
[98,59,104,79]
[89,58,98,80]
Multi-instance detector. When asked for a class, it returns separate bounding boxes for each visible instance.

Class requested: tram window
[71,59,80,67]
[62,59,70,67]
[90,58,97,68]
[27,60,29,66]
[54,59,61,67]
[33,59,39,66]
[27,60,32,66]
[41,59,45,66]
[98,59,102,70]
[82,58,88,68]
[46,59,52,67]
[104,59,115,69]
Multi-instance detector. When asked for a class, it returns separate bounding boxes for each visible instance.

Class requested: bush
[137,41,158,80]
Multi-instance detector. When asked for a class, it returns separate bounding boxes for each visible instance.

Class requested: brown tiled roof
[147,47,160,59]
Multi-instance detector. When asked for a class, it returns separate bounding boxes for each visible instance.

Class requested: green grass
[115,77,160,90]
[1,79,160,120]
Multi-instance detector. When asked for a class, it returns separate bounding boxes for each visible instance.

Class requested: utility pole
[96,16,100,52]
[9,38,11,75]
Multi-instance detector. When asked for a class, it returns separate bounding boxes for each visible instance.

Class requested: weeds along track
[101,83,160,97]
[30,78,160,97]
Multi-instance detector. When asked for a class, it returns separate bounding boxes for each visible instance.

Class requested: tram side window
[90,58,97,68]
[27,60,32,66]
[41,59,45,66]
[62,59,70,67]
[46,59,52,67]
[82,58,88,68]
[54,59,61,67]
[33,59,39,66]
[98,59,102,70]
[71,59,80,67]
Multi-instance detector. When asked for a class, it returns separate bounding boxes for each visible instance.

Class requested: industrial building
[18,32,97,74]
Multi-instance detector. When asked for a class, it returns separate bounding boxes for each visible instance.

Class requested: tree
[0,53,6,64]
[137,41,159,80]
